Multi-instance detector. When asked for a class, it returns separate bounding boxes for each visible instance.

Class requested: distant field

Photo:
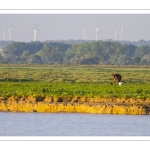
[1,64,150,99]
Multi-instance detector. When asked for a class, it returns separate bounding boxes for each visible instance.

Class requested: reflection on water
[0,112,150,136]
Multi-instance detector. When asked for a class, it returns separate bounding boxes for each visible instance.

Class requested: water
[0,112,150,136]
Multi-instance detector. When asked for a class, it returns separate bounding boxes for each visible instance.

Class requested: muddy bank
[0,96,150,114]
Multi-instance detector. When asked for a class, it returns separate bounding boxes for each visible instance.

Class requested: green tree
[27,54,42,64]
[117,55,133,65]
[0,53,4,60]
[135,46,150,58]
[21,50,30,61]
[3,41,43,56]
[134,57,141,65]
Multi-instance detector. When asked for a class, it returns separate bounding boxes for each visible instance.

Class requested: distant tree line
[1,40,150,65]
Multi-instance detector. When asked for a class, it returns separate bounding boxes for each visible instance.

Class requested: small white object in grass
[118,82,123,86]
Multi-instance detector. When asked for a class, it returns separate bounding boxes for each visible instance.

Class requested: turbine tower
[9,26,13,41]
[83,22,88,40]
[96,27,99,41]
[33,24,39,42]
[121,27,123,41]
[114,28,117,41]
[33,28,38,42]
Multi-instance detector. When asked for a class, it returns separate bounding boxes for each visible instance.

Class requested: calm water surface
[0,112,150,136]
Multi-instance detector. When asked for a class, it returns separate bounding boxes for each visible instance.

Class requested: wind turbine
[114,28,117,41]
[121,27,123,41]
[33,24,39,42]
[83,22,88,40]
[95,22,100,41]
[96,27,99,41]
[8,25,13,41]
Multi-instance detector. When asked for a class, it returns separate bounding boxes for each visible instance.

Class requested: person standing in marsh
[111,74,122,84]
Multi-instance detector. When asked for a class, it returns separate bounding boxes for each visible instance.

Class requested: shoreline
[0,96,150,115]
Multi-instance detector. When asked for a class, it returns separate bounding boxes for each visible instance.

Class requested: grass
[1,64,150,99]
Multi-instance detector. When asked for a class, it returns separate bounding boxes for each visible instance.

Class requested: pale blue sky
[1,14,150,42]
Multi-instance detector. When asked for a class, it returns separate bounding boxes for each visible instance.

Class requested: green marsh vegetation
[0,64,150,99]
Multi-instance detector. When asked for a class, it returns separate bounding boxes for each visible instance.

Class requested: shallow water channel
[0,112,150,136]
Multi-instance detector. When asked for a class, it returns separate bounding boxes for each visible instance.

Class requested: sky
[1,1,150,42]
[1,14,150,42]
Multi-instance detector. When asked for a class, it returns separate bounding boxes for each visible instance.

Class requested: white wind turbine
[121,27,123,41]
[95,22,100,41]
[33,24,39,42]
[96,27,99,41]
[9,24,13,41]
[9,25,13,41]
[114,28,117,41]
[84,22,88,40]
